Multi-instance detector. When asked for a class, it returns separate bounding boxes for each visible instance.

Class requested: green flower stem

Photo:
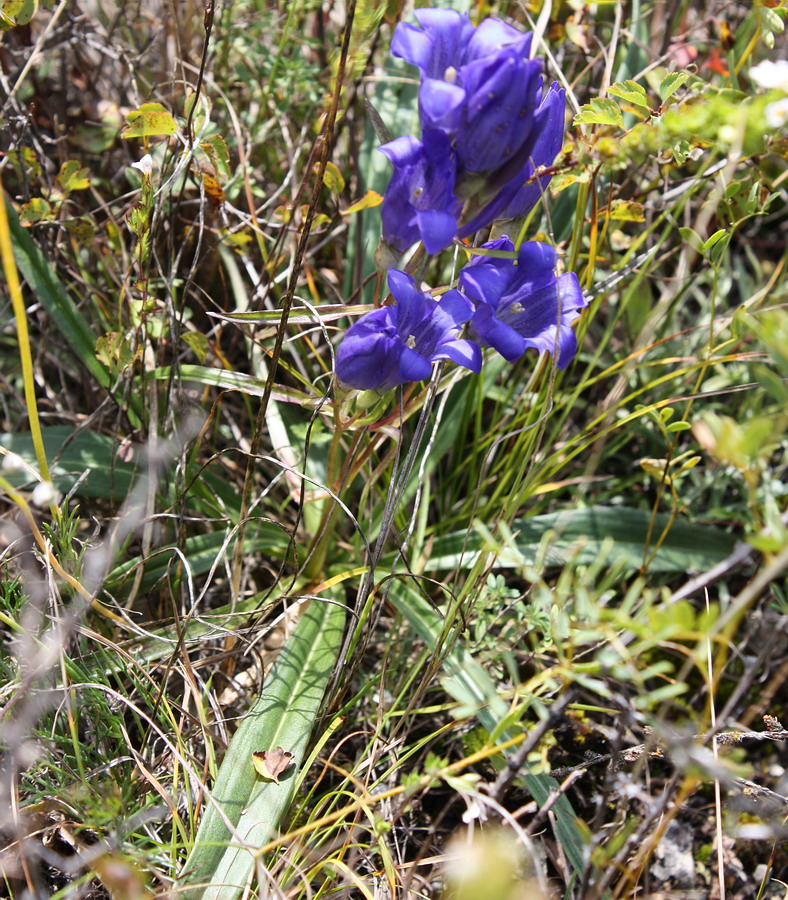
[302,416,361,582]
[0,179,52,489]
[567,178,590,277]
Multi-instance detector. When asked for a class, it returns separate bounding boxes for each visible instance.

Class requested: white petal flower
[32,481,60,507]
[750,60,788,92]
[1,452,25,473]
[765,98,788,130]
[461,798,488,824]
[130,154,153,176]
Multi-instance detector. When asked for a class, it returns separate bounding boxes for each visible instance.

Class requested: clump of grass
[1,1,787,898]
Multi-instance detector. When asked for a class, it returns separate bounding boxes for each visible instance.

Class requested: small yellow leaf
[194,164,225,204]
[607,199,645,222]
[639,457,672,484]
[321,161,345,194]
[341,190,383,216]
[57,160,91,193]
[252,747,294,783]
[19,197,54,226]
[0,0,37,29]
[121,102,177,140]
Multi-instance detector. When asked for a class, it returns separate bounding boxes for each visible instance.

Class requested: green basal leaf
[180,597,345,899]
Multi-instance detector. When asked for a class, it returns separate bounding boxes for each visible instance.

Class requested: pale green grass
[0,1,786,898]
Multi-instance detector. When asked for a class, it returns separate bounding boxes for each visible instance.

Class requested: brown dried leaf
[252,747,294,783]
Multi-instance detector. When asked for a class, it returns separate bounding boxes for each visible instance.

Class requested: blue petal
[518,321,582,369]
[459,254,514,307]
[415,208,458,255]
[472,305,526,361]
[467,18,531,61]
[387,267,417,297]
[515,241,557,282]
[380,181,418,252]
[435,338,483,373]
[388,268,426,333]
[419,78,466,131]
[556,328,579,369]
[390,22,434,72]
[336,311,401,391]
[399,346,433,382]
[379,132,459,254]
[436,288,474,325]
[502,83,566,219]
[393,9,474,77]
[378,135,421,166]
[457,53,541,173]
[556,272,588,317]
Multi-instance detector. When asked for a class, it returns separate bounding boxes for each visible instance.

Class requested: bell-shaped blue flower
[459,238,587,369]
[391,9,528,82]
[392,9,542,177]
[379,129,462,255]
[499,81,566,219]
[458,81,566,237]
[336,269,482,392]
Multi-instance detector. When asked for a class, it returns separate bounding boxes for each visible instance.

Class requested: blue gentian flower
[383,9,568,251]
[459,238,587,369]
[392,9,542,177]
[336,269,482,392]
[390,9,531,76]
[379,129,462,255]
[459,81,566,237]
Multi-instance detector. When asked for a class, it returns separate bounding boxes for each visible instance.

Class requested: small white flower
[750,59,788,92]
[1,452,25,473]
[130,154,153,176]
[461,798,488,824]
[31,481,60,507]
[765,98,788,130]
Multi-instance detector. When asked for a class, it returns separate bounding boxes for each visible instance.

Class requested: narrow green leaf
[180,597,345,899]
[679,226,704,253]
[146,364,311,404]
[421,507,736,574]
[702,229,728,253]
[6,200,122,403]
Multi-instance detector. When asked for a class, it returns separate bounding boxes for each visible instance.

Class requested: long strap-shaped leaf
[6,198,110,388]
[180,597,345,899]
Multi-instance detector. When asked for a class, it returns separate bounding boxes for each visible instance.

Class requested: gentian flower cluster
[335,9,587,394]
[381,7,567,255]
